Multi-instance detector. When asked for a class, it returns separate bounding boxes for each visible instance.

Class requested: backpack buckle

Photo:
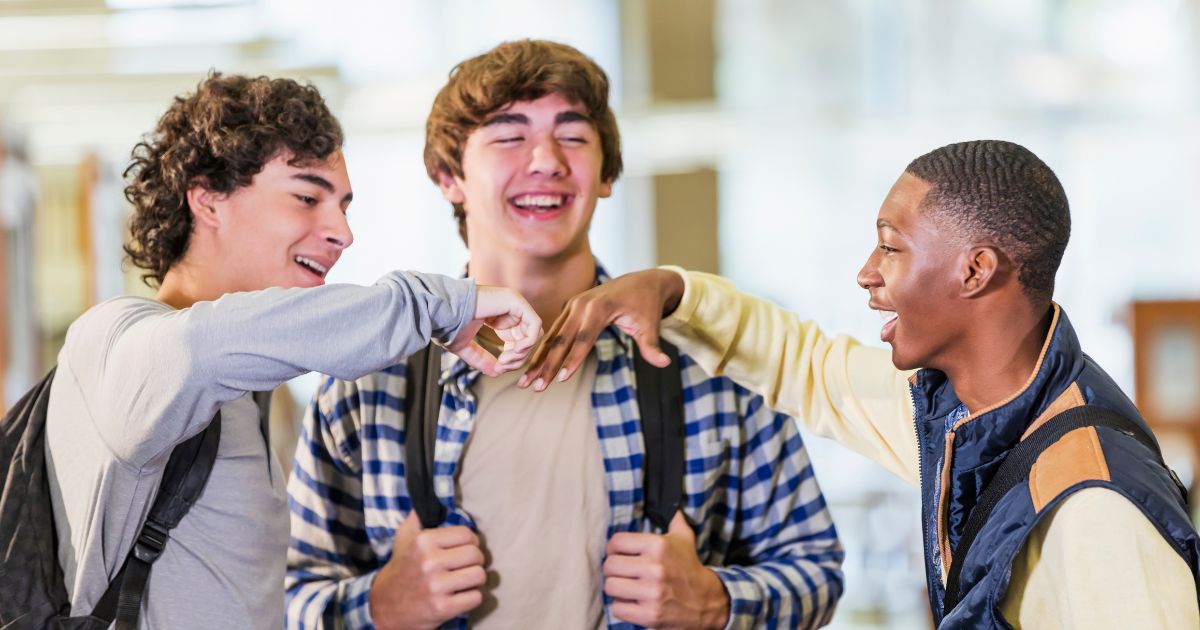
[133,521,170,563]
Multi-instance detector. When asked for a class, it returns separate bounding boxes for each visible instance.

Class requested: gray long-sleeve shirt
[44,271,476,629]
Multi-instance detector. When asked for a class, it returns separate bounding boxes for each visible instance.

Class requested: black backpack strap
[405,345,447,529]
[635,341,685,532]
[88,395,261,628]
[942,404,1171,617]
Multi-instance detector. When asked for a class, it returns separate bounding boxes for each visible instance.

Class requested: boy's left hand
[603,511,731,629]
[448,285,542,377]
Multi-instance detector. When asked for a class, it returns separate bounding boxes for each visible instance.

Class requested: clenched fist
[368,514,486,630]
[603,511,730,629]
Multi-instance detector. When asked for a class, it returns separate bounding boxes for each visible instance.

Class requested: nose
[527,134,568,178]
[857,248,881,290]
[322,207,354,250]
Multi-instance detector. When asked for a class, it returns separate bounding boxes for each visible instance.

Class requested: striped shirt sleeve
[713,393,845,629]
[285,375,379,630]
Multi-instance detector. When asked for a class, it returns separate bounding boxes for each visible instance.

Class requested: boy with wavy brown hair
[42,73,540,630]
[287,40,844,630]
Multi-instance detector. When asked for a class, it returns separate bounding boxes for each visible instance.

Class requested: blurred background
[3,0,1200,627]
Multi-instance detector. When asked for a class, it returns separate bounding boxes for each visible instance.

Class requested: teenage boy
[525,139,1200,628]
[43,73,540,630]
[285,40,843,630]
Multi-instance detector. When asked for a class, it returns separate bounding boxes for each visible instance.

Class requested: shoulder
[312,363,408,432]
[66,296,170,338]
[675,349,799,439]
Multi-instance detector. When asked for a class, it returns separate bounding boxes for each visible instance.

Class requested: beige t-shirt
[455,354,608,630]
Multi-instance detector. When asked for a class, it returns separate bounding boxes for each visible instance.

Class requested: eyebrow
[482,113,528,127]
[293,173,353,203]
[481,110,593,128]
[555,111,592,125]
[877,219,903,236]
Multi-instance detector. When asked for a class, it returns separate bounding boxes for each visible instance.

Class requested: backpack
[403,341,685,531]
[0,369,261,630]
[942,404,1190,616]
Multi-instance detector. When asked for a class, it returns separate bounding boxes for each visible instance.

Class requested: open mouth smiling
[294,255,328,278]
[509,193,573,219]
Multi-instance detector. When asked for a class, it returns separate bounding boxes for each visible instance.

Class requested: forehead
[484,92,588,122]
[877,172,932,230]
[255,149,351,190]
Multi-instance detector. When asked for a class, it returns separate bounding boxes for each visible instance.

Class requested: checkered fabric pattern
[285,267,844,630]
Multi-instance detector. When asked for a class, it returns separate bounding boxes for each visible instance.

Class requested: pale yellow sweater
[661,269,1198,629]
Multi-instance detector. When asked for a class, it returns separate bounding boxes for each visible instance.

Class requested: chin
[889,347,921,372]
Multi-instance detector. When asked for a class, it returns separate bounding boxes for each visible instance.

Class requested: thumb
[634,331,671,368]
[397,511,423,542]
[667,510,694,540]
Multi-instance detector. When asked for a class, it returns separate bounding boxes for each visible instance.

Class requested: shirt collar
[441,259,617,384]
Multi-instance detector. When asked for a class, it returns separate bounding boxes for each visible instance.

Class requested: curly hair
[424,39,622,245]
[123,72,343,285]
[906,140,1070,303]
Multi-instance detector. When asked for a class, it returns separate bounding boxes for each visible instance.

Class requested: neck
[155,257,225,309]
[941,300,1055,415]
[467,246,597,325]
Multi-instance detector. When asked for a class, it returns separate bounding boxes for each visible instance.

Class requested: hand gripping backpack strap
[89,410,224,629]
[405,345,447,529]
[634,341,685,532]
[942,404,1169,617]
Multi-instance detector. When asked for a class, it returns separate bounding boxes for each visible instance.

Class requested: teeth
[294,256,327,276]
[512,194,565,208]
[877,309,898,324]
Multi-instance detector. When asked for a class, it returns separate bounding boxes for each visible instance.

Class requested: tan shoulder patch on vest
[1022,382,1085,440]
[1028,426,1111,512]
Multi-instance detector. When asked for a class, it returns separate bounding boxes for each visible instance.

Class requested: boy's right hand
[520,269,685,391]
[447,285,542,377]
[368,514,485,630]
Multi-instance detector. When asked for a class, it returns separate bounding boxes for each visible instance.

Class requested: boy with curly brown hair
[43,73,541,629]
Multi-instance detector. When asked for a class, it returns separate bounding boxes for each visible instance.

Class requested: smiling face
[437,92,612,264]
[857,172,970,371]
[203,150,354,292]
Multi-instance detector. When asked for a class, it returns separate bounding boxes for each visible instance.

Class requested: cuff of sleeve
[658,265,699,329]
[709,565,764,630]
[338,570,380,630]
[441,277,478,346]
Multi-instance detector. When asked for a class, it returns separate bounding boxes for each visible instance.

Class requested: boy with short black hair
[528,140,1200,628]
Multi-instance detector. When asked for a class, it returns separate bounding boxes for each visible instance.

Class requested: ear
[598,178,613,199]
[186,179,223,230]
[436,171,466,205]
[960,245,1001,298]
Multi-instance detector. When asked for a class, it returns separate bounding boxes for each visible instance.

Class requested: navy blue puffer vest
[910,305,1200,628]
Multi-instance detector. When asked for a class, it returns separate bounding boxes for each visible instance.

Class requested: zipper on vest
[909,382,939,607]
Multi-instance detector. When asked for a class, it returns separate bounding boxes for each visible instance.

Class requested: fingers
[454,341,502,377]
[603,576,647,601]
[603,554,662,581]
[520,303,596,390]
[606,531,661,557]
[415,524,479,551]
[437,564,486,594]
[610,600,655,628]
[436,589,484,620]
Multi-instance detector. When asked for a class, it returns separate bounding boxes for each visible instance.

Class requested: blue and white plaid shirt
[285,267,844,630]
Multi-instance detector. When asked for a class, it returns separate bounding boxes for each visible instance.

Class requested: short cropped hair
[423,39,623,244]
[906,140,1070,302]
[124,72,343,286]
